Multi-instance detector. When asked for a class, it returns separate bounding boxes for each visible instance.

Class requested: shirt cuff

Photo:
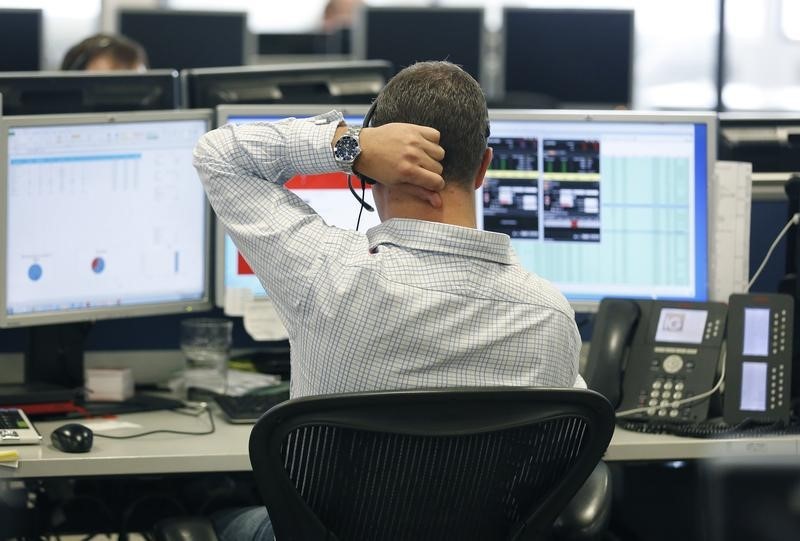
[285,110,346,181]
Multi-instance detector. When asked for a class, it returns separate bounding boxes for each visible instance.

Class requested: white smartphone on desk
[0,408,43,445]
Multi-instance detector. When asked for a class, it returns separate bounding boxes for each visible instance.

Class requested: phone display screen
[742,307,770,357]
[654,308,708,344]
[739,361,768,412]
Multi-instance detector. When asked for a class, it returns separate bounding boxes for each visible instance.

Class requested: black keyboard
[214,385,290,424]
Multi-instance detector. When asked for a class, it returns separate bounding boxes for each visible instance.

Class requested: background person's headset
[64,36,114,71]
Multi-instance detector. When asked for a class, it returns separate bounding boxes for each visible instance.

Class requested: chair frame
[249,387,614,541]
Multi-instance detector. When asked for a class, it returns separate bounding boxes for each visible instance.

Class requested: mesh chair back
[249,388,614,541]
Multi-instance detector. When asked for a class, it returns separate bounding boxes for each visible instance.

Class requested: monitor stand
[0,322,91,407]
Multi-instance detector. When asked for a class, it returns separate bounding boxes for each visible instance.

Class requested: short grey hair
[371,61,490,189]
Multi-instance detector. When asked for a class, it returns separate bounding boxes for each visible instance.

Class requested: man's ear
[473,147,493,190]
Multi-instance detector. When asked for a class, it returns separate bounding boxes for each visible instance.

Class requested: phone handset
[723,293,794,425]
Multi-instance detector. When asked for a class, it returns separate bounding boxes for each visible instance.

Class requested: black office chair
[246,387,614,541]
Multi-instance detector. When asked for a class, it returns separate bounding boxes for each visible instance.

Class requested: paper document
[710,161,752,301]
[243,298,289,341]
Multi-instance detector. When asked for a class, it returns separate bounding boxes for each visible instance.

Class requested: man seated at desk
[193,60,582,540]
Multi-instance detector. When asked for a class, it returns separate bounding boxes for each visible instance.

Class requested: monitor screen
[0,71,181,115]
[1,110,213,327]
[484,111,713,311]
[0,9,41,72]
[215,105,376,309]
[183,61,392,109]
[503,8,633,107]
[356,7,483,84]
[119,10,248,70]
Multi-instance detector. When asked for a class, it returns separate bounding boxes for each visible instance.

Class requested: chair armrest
[153,516,219,541]
[551,461,612,541]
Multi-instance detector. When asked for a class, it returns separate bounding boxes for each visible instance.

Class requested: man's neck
[381,186,477,228]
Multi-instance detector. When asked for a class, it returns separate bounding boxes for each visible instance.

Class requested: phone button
[675,382,685,392]
[662,355,684,374]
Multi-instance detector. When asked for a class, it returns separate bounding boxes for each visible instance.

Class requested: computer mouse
[51,423,93,453]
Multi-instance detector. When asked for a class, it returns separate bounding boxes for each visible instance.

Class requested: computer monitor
[0,109,213,328]
[119,9,249,70]
[0,9,42,72]
[214,104,377,309]
[0,70,181,115]
[183,60,392,109]
[354,7,483,84]
[484,110,715,312]
[502,8,634,108]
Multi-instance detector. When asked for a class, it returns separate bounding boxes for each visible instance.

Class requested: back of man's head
[371,61,489,189]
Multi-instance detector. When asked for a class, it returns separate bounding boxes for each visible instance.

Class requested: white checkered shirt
[194,111,582,398]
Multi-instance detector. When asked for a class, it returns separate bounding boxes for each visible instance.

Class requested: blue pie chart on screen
[28,263,42,281]
[91,257,105,274]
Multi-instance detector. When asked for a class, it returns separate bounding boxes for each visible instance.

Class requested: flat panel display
[1,110,213,327]
[503,8,633,107]
[485,110,714,311]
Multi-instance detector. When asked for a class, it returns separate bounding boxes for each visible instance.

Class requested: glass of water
[180,318,233,396]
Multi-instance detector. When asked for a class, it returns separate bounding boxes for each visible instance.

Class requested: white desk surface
[3,408,800,479]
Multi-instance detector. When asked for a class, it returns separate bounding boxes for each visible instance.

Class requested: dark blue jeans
[212,506,274,541]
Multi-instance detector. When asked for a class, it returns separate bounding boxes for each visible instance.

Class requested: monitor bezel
[487,108,717,313]
[353,6,485,88]
[213,104,371,308]
[0,108,215,328]
[500,7,635,108]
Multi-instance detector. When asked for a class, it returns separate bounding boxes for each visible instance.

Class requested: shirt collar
[366,218,513,265]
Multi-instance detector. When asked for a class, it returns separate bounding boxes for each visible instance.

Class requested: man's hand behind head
[353,123,446,192]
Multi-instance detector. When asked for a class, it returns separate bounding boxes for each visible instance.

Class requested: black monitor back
[719,114,800,173]
[0,9,42,71]
[503,8,633,107]
[119,9,248,70]
[356,7,483,83]
[183,60,393,109]
[0,70,181,115]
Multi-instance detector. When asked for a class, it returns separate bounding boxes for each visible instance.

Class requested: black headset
[348,99,378,227]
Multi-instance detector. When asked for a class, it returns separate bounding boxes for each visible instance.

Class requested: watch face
[335,135,360,163]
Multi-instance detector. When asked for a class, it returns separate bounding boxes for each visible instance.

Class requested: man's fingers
[396,183,444,209]
[421,138,446,162]
[417,153,444,176]
[417,126,441,143]
[413,167,446,191]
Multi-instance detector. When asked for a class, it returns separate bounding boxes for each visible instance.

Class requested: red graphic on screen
[237,253,254,275]
[233,172,371,277]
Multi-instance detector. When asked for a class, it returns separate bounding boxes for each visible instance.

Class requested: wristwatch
[333,126,362,173]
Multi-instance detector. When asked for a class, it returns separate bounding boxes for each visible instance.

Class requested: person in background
[322,0,362,32]
[61,33,148,71]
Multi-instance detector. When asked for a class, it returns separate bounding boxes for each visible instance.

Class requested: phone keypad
[644,378,691,419]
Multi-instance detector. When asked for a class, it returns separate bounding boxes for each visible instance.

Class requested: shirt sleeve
[192,110,362,333]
